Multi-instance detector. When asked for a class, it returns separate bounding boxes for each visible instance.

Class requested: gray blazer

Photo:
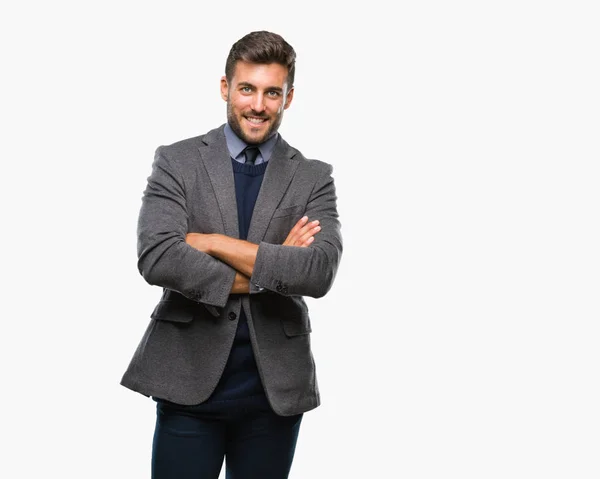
[120,125,343,416]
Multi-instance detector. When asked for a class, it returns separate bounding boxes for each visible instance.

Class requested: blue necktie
[243,146,259,165]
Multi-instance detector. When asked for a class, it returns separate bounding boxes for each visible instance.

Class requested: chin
[229,113,277,144]
[245,130,267,142]
[240,128,267,144]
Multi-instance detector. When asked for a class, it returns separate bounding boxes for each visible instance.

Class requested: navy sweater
[204,159,269,405]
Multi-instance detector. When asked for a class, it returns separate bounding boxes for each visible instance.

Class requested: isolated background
[2,1,599,478]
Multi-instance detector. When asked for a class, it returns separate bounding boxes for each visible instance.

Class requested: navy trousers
[151,396,303,479]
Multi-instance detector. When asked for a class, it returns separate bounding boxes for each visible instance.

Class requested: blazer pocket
[281,314,312,337]
[150,300,195,323]
[272,204,305,219]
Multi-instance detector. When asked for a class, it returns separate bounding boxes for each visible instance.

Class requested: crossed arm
[138,147,342,305]
[185,216,321,294]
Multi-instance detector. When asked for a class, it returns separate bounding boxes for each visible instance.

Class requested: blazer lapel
[198,126,240,238]
[247,136,299,244]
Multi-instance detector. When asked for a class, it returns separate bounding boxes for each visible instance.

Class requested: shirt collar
[224,122,279,163]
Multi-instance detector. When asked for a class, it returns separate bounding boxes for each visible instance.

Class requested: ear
[220,76,229,102]
[283,87,294,110]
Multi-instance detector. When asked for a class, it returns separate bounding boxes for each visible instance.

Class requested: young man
[121,30,343,478]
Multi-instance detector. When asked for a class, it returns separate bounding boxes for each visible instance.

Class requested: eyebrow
[238,82,284,93]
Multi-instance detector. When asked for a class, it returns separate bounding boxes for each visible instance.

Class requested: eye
[267,90,281,97]
[241,86,252,93]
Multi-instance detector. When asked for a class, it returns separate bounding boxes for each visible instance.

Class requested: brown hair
[225,31,296,88]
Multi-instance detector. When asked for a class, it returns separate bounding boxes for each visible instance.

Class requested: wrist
[207,234,219,256]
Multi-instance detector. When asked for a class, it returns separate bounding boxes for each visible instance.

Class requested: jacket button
[228,312,237,321]
[282,286,288,294]
[276,284,282,292]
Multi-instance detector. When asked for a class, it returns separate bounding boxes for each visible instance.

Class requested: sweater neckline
[231,158,269,175]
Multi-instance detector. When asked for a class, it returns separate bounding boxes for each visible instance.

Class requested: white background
[2,1,599,478]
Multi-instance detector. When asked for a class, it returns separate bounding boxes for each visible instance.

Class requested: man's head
[221,31,296,144]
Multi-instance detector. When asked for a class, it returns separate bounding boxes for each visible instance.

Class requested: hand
[283,216,321,247]
[231,272,250,294]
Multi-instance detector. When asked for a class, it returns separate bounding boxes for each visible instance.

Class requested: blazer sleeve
[250,162,343,298]
[136,146,236,308]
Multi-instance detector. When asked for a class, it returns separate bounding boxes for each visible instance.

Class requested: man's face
[221,61,294,144]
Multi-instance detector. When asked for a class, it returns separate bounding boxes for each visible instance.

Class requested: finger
[285,218,320,246]
[289,216,309,235]
[298,225,321,246]
[296,220,319,237]
[296,222,320,241]
[290,222,319,246]
[284,217,309,245]
[301,236,315,247]
[283,217,307,245]
[286,218,315,243]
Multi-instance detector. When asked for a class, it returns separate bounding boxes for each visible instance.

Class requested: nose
[251,93,266,113]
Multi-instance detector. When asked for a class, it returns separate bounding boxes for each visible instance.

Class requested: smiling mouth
[245,116,268,126]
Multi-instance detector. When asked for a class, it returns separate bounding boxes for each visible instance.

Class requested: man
[121,30,343,478]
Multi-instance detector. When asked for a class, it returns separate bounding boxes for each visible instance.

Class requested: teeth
[247,117,266,124]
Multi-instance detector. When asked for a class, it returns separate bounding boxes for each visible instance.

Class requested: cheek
[230,96,250,113]
[270,100,285,114]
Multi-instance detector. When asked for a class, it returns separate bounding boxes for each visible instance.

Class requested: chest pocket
[272,204,305,219]
[264,205,306,243]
